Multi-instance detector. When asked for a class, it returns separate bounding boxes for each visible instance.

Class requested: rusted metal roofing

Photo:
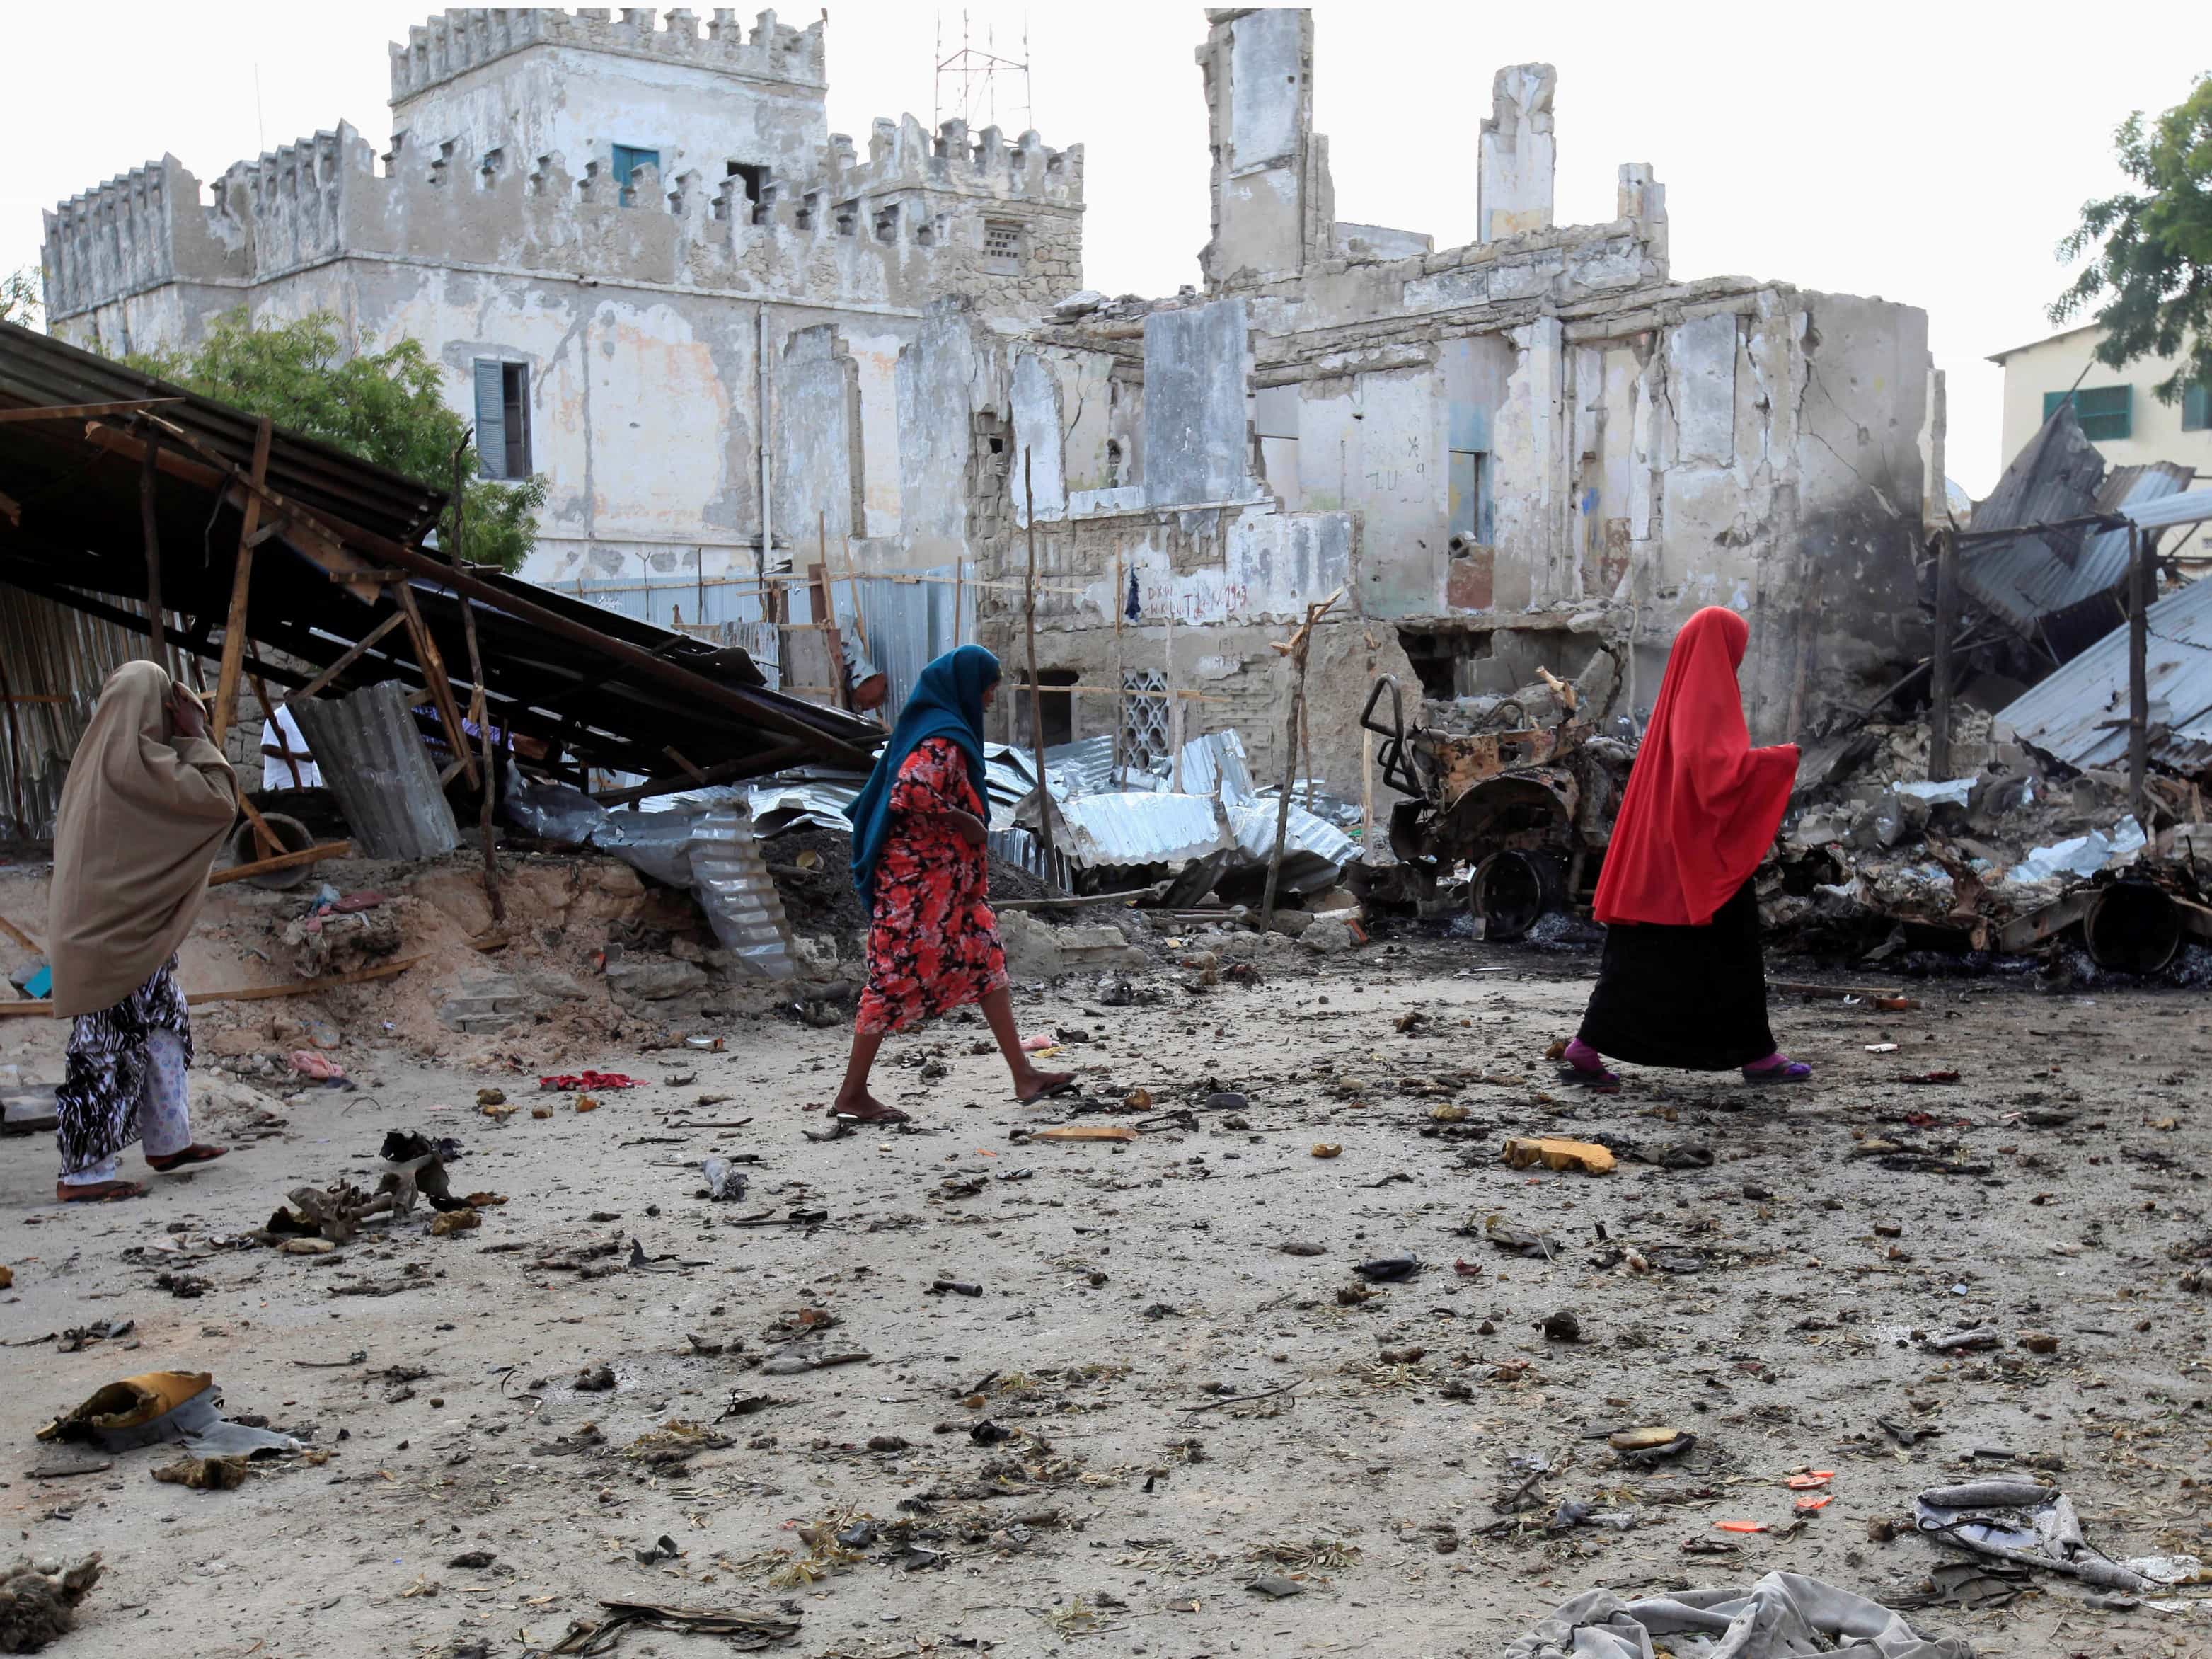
[1998,576,2212,776]
[0,318,882,793]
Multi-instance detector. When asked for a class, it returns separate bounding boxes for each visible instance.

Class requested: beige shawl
[47,661,238,1017]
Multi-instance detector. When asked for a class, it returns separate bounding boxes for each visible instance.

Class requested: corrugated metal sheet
[289,680,461,859]
[1962,461,2192,635]
[829,564,977,723]
[0,586,158,839]
[1052,792,1229,868]
[1226,798,1357,867]
[505,781,795,977]
[1998,576,2212,775]
[2124,487,2212,532]
[689,806,796,980]
[1043,734,1118,798]
[1178,729,1257,801]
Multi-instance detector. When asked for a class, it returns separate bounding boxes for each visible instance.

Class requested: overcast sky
[4,4,2206,495]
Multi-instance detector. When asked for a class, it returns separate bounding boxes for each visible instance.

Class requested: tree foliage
[129,310,546,572]
[2051,74,2212,403]
[0,267,42,330]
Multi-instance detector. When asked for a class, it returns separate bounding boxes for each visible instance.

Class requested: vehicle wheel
[1470,849,1563,943]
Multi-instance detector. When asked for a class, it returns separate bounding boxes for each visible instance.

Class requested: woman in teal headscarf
[836,645,1072,1123]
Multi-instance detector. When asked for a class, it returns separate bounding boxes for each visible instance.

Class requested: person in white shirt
[260,704,321,791]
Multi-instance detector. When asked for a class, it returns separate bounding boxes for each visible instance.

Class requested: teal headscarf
[846,645,1000,909]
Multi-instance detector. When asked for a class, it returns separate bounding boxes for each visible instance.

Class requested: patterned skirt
[54,957,192,1172]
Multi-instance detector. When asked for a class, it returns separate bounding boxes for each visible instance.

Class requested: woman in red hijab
[1565,607,1810,1086]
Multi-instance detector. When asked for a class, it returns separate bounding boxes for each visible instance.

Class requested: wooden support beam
[207,839,352,887]
[450,437,504,926]
[393,582,480,791]
[185,954,423,1004]
[210,415,272,745]
[234,791,282,861]
[1262,590,1343,929]
[284,609,409,706]
[137,428,165,665]
[0,398,185,423]
[1928,527,1958,780]
[1024,450,1056,878]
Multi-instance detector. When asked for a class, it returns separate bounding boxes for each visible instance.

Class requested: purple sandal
[1557,1037,1621,1092]
[1742,1054,1812,1084]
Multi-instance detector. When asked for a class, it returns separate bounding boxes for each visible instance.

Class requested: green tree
[129,309,546,572]
[2051,74,2212,404]
[0,266,42,330]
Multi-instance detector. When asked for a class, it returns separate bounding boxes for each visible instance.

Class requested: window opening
[2044,385,2131,442]
[1448,449,1487,540]
[2183,381,2211,434]
[1121,670,1170,766]
[727,162,768,225]
[611,144,660,207]
[982,218,1024,274]
[474,360,531,479]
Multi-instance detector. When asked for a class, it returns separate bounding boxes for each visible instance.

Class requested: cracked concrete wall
[1195,8,1332,287]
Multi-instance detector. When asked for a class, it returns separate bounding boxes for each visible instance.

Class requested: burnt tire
[1471,849,1564,943]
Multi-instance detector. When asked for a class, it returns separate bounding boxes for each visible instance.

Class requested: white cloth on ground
[261,705,321,790]
[59,1028,192,1185]
[1504,1570,1972,1659]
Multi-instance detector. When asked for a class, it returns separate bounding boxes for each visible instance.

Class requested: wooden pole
[248,669,303,788]
[1112,548,1125,780]
[451,439,504,926]
[2129,523,2150,809]
[1167,607,1182,791]
[1262,592,1342,929]
[138,427,166,668]
[1023,450,1055,878]
[1928,528,1957,780]
[211,415,272,747]
[392,583,480,791]
[283,610,409,708]
[839,529,868,657]
[0,650,23,837]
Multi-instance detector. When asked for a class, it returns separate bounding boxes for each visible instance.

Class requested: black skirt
[1577,878,1774,1070]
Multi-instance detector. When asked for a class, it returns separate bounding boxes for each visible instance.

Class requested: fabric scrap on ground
[1503,1570,1972,1658]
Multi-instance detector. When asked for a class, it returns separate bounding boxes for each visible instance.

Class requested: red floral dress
[856,737,1009,1035]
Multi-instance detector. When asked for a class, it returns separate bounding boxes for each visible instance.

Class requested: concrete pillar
[1478,64,1556,242]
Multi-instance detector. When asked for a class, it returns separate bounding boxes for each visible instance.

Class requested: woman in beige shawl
[49,660,239,1202]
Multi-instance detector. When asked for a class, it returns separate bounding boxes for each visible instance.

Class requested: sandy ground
[3,912,2211,1659]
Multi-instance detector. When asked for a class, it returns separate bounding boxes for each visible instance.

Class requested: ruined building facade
[42,8,1083,606]
[43,7,1941,794]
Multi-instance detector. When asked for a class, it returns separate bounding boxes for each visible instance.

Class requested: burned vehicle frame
[1359,675,1635,940]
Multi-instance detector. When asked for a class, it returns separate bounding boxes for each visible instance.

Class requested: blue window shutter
[2184,381,2211,433]
[474,360,507,479]
[2044,386,2132,442]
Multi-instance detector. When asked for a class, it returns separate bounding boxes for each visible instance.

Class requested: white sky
[4,3,2207,495]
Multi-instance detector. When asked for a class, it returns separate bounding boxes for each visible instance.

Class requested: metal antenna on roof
[933,8,1032,137]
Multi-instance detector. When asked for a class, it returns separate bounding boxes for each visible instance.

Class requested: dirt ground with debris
[3,897,2211,1658]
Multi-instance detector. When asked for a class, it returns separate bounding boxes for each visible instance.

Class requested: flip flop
[146,1144,229,1171]
[1743,1060,1813,1084]
[1015,1077,1078,1104]
[831,1101,912,1125]
[57,1179,147,1203]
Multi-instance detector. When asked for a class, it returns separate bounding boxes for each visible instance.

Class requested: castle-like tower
[41,8,1084,593]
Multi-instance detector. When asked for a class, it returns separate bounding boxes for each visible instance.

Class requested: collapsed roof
[0,321,881,793]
